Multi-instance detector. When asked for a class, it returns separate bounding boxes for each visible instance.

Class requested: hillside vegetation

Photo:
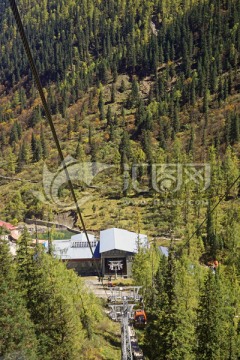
[0,0,240,359]
[0,0,239,254]
[132,248,240,360]
[0,230,121,360]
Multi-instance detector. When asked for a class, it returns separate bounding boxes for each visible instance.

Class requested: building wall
[126,255,134,277]
[65,259,101,276]
[101,249,134,277]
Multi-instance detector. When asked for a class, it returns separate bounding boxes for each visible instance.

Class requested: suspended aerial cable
[8,0,94,256]
[178,172,240,254]
[8,0,108,292]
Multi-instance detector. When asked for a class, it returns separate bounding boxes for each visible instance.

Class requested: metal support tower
[121,299,133,360]
[107,287,144,360]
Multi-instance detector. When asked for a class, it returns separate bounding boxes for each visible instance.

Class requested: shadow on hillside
[101,330,121,348]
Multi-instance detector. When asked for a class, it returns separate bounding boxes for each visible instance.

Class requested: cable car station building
[51,233,100,276]
[51,228,148,277]
[99,228,148,278]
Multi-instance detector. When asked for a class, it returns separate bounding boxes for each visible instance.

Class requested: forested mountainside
[0,1,240,359]
[0,0,239,247]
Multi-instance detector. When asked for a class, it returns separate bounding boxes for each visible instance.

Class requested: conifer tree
[67,118,72,139]
[145,251,196,360]
[29,106,42,128]
[196,270,223,360]
[74,114,80,132]
[31,133,43,162]
[98,90,105,120]
[31,132,37,159]
[75,140,86,162]
[126,77,140,108]
[40,124,48,159]
[119,79,126,93]
[203,87,210,126]
[188,126,195,155]
[141,130,153,164]
[5,191,26,222]
[230,112,240,144]
[90,140,98,175]
[5,148,17,175]
[119,130,131,173]
[222,147,239,198]
[111,83,116,103]
[205,200,221,258]
[191,73,197,105]
[9,121,20,144]
[17,142,29,171]
[0,238,37,359]
[16,228,90,360]
[106,105,112,126]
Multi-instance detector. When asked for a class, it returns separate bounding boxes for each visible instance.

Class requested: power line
[8,0,107,289]
[8,0,93,254]
[179,172,240,253]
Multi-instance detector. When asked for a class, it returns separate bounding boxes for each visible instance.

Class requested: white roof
[100,228,148,254]
[50,233,99,260]
[159,246,169,257]
[71,233,95,242]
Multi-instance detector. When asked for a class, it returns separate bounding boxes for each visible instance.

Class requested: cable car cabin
[134,309,147,327]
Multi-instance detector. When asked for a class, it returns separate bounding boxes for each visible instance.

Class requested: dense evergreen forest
[0,0,239,235]
[132,247,240,360]
[0,0,240,358]
[0,230,121,359]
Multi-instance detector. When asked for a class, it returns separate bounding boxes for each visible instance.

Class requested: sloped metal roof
[159,246,169,257]
[99,228,148,254]
[71,233,95,242]
[51,232,100,260]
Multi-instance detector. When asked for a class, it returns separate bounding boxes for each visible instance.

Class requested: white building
[49,228,148,277]
[51,232,100,276]
[100,228,148,277]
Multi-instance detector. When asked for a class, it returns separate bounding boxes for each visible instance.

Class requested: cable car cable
[178,173,240,254]
[8,0,110,296]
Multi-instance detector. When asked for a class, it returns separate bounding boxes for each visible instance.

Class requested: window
[71,241,96,248]
[71,241,97,248]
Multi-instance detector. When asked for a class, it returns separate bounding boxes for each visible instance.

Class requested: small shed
[100,228,148,277]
